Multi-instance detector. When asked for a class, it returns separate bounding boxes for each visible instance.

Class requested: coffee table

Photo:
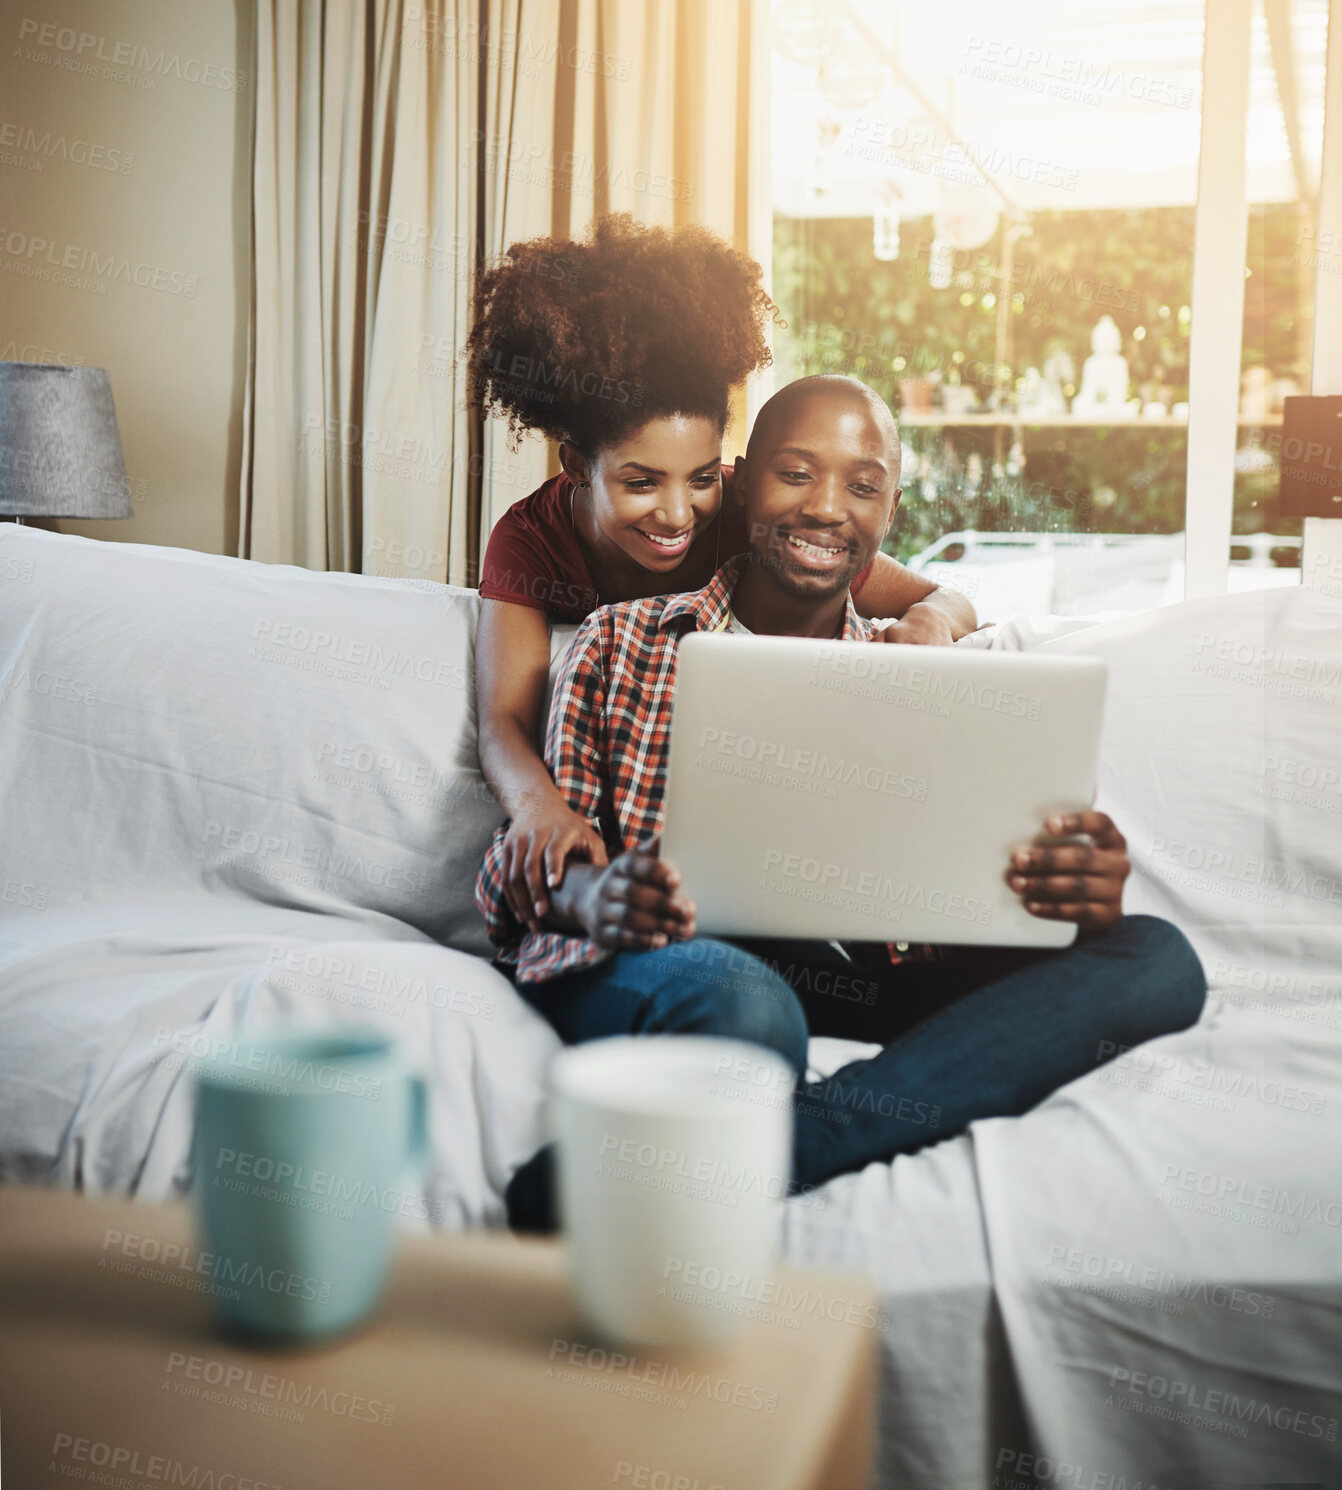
[0,1186,877,1488]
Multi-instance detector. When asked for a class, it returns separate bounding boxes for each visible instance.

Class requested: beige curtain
[479,0,771,540]
[242,0,766,582]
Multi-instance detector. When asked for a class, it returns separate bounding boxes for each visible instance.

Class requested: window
[1232,0,1329,593]
[768,0,1327,619]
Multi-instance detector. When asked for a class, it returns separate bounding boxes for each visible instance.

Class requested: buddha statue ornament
[1072,314,1137,418]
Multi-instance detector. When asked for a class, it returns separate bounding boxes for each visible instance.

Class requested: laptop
[660,634,1108,949]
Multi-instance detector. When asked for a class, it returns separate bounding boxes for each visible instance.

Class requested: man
[477,375,1205,1228]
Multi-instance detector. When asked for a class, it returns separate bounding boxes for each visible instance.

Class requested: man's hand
[1007,811,1130,931]
[879,608,956,647]
[573,839,697,951]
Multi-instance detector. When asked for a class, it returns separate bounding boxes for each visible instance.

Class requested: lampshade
[0,362,132,518]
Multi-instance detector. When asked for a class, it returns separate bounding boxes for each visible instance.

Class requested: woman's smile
[631,524,697,560]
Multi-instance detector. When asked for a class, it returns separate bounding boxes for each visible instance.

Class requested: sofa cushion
[1036,581,1342,999]
[0,894,558,1219]
[0,528,504,953]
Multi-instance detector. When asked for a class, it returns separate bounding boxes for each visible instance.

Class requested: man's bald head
[745,375,901,480]
[732,374,903,608]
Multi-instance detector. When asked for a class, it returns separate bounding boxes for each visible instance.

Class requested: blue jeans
[517,917,1205,1191]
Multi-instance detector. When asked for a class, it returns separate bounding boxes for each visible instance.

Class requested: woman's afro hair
[465,214,778,455]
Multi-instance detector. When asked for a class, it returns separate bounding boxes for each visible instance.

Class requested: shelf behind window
[895,413,1283,428]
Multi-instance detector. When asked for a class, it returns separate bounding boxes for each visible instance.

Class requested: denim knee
[1101,914,1206,1039]
[657,939,810,1075]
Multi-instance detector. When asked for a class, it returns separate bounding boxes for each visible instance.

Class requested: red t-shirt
[478,463,874,623]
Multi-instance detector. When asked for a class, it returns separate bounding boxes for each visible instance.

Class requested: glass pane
[1232,0,1329,592]
[772,0,1210,620]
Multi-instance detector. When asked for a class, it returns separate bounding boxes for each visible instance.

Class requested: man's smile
[778,529,852,570]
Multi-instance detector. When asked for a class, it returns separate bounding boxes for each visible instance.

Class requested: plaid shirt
[476,554,880,984]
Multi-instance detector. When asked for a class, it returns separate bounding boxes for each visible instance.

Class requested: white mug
[550,1035,794,1349]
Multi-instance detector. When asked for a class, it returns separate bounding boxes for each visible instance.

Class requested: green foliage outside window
[772,206,1307,563]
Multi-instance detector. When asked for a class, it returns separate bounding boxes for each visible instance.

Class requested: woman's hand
[1007,811,1130,932]
[501,797,608,933]
[878,609,956,646]
[574,840,697,951]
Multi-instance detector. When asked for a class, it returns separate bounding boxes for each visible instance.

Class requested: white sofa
[2,524,1340,1487]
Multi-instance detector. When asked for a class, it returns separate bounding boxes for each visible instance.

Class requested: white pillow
[1038,583,1342,998]
[0,527,504,954]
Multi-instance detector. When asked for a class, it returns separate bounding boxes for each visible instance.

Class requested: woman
[468,214,973,935]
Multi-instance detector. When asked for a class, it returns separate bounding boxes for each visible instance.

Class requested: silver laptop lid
[660,634,1108,949]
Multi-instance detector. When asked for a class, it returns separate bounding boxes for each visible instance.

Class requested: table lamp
[0,362,133,522]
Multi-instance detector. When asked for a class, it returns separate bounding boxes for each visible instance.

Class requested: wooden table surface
[0,1186,877,1490]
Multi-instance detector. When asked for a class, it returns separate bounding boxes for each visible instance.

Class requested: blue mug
[190,1028,428,1341]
